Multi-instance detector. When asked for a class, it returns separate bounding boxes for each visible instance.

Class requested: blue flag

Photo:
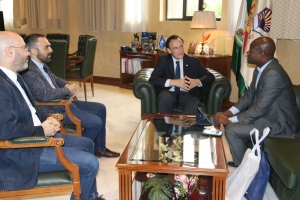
[159,34,166,49]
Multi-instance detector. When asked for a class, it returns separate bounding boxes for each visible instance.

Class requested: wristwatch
[228,117,233,124]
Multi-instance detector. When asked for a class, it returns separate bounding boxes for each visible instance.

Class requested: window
[167,0,222,21]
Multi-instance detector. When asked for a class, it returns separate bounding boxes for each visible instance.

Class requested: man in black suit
[149,35,215,114]
[0,31,105,200]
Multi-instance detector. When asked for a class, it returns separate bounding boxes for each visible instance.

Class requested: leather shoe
[228,161,237,168]
[94,148,120,158]
[96,194,106,200]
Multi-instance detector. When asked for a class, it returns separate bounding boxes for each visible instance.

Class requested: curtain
[270,0,300,40]
[13,0,68,30]
[76,0,146,32]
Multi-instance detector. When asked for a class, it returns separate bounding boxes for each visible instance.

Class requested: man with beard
[214,37,300,167]
[0,31,104,200]
[21,33,120,158]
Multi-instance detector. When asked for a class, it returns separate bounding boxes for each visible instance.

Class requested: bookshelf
[119,51,164,89]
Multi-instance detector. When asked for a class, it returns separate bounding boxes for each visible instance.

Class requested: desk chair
[46,33,70,55]
[47,39,67,79]
[66,36,97,101]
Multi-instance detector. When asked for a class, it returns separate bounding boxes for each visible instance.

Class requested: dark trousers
[64,100,107,152]
[225,123,264,166]
[157,90,199,115]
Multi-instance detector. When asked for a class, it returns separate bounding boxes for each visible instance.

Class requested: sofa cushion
[264,137,300,189]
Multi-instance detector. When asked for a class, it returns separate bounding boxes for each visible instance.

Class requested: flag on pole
[231,0,252,97]
[159,34,166,50]
[240,0,273,88]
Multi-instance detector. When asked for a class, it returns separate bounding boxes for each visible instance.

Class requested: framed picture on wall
[141,32,157,53]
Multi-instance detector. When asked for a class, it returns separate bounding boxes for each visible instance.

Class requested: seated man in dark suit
[21,33,119,158]
[0,31,105,200]
[149,35,215,115]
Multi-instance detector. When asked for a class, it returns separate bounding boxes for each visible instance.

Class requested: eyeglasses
[9,45,29,52]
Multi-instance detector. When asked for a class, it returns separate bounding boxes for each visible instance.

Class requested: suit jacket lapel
[43,64,59,88]
[0,69,35,109]
[183,54,189,76]
[167,54,175,78]
[17,74,36,106]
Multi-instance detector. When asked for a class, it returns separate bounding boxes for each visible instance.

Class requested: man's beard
[37,51,52,63]
[13,51,29,72]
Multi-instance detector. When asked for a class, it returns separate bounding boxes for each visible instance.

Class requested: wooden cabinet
[189,54,232,80]
[190,54,233,108]
[119,51,164,89]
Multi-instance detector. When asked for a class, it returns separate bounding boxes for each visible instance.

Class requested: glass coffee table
[115,113,228,200]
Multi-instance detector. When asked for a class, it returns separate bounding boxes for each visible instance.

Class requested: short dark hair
[165,35,184,49]
[24,33,46,51]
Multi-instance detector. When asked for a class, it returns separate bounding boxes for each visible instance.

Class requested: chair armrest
[0,136,81,199]
[35,99,82,136]
[67,50,78,58]
[66,56,84,70]
[202,68,232,114]
[0,136,64,148]
[133,68,157,118]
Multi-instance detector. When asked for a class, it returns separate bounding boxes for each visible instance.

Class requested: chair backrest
[18,33,26,40]
[47,39,67,79]
[78,37,97,78]
[76,35,96,57]
[46,33,70,54]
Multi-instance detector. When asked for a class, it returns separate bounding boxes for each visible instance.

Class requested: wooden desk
[115,113,228,200]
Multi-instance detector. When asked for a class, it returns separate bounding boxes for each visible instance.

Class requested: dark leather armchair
[46,33,70,54]
[133,68,231,117]
[66,35,96,69]
[263,84,300,200]
[65,36,97,101]
[47,39,67,79]
[0,137,81,199]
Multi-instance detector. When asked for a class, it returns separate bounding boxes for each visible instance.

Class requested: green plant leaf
[142,176,171,200]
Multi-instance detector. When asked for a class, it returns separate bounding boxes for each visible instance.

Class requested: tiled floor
[4,84,278,200]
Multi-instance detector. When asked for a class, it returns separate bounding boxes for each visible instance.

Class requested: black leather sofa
[132,68,231,117]
[263,85,300,199]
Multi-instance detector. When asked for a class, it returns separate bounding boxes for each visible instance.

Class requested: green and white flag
[232,0,273,97]
[231,0,252,97]
[240,0,273,89]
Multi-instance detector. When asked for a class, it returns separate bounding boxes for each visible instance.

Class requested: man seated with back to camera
[0,31,105,200]
[20,33,119,158]
[214,36,300,168]
[149,35,215,115]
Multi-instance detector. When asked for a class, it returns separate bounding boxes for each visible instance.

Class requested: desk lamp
[190,11,217,55]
